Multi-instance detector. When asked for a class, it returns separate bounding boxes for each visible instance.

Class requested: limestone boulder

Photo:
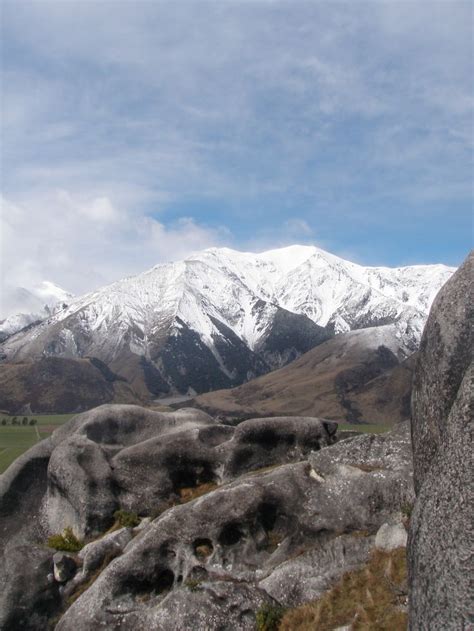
[55,423,413,630]
[408,252,473,630]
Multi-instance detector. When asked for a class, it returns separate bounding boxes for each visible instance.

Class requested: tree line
[1,416,38,426]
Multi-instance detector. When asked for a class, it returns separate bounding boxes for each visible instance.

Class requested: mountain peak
[0,245,455,397]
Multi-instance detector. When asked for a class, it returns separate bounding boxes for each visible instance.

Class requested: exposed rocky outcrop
[0,404,413,630]
[408,251,473,630]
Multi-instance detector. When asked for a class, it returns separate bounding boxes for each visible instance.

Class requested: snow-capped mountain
[0,246,454,397]
[0,281,73,341]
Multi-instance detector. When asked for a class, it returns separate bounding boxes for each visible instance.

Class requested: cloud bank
[1,1,472,316]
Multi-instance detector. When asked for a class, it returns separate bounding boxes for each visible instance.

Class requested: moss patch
[113,509,140,528]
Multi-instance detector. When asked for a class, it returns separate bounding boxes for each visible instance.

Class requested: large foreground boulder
[408,252,473,630]
[0,404,337,629]
[0,402,413,630]
[55,423,413,630]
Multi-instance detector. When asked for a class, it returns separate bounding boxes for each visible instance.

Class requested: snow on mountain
[0,246,454,396]
[0,281,73,340]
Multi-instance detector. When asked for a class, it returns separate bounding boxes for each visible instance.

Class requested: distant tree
[22,416,28,425]
[11,417,18,425]
[1,418,6,425]
[29,418,38,426]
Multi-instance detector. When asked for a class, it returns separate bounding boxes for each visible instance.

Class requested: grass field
[0,414,390,475]
[0,414,75,474]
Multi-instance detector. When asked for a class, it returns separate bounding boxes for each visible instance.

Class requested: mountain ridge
[0,245,454,398]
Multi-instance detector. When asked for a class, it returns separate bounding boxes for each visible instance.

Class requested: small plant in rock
[47,527,83,552]
[113,509,140,528]
[401,501,414,521]
[184,578,202,591]
[256,603,287,631]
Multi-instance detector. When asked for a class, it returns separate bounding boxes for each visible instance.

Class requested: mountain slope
[0,246,453,398]
[0,357,141,414]
[191,325,416,424]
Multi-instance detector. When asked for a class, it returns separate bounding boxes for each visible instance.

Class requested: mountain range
[0,245,454,405]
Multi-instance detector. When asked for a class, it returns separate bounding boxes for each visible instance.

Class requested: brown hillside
[0,356,141,414]
[192,326,415,424]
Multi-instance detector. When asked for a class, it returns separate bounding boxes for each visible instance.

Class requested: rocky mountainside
[408,251,473,629]
[0,246,453,398]
[0,405,414,630]
[192,324,415,424]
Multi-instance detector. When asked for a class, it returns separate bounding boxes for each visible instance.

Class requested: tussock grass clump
[256,603,287,631]
[47,527,83,552]
[279,548,407,631]
[113,509,140,528]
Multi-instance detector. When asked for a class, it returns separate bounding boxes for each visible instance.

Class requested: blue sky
[1,0,472,302]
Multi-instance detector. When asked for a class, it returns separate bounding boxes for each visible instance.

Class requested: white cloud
[0,193,227,318]
[0,0,471,298]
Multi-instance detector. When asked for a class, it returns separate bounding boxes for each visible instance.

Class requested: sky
[1,0,473,316]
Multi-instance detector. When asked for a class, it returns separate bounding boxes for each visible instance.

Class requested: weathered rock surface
[375,521,407,551]
[408,251,473,630]
[61,527,135,600]
[259,533,375,607]
[0,402,414,630]
[55,424,413,630]
[46,408,337,530]
[0,542,60,630]
[53,553,77,583]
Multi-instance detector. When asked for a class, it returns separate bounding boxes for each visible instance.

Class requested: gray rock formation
[375,521,407,551]
[259,534,375,607]
[55,424,413,630]
[408,252,473,630]
[53,553,77,583]
[0,403,414,630]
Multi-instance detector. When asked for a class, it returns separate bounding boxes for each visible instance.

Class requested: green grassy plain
[0,414,75,473]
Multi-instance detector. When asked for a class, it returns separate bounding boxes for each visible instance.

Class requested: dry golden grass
[193,334,414,426]
[279,548,408,631]
[178,481,219,503]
